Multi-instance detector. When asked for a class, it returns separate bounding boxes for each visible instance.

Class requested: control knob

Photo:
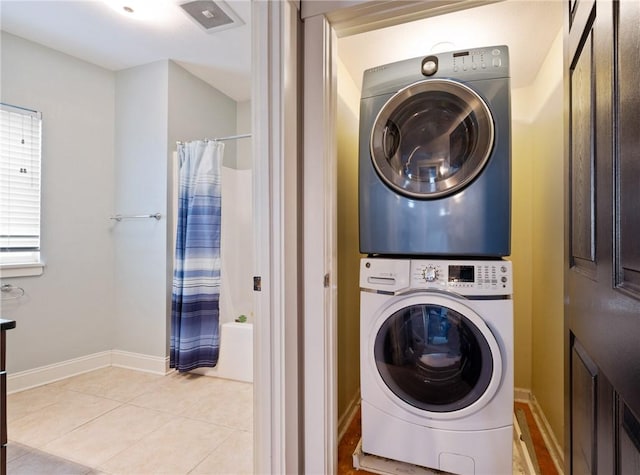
[423,266,438,282]
[422,60,437,76]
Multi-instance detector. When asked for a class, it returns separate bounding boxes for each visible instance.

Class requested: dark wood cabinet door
[566,0,640,474]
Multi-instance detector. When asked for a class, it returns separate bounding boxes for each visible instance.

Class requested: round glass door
[370,79,494,199]
[374,302,495,413]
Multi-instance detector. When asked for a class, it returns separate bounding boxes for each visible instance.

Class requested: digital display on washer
[448,265,474,283]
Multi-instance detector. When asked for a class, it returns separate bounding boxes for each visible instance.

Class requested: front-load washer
[359,45,511,257]
[360,257,513,474]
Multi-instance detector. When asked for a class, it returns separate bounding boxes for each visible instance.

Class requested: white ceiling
[338,0,564,90]
[0,0,252,102]
[0,1,562,104]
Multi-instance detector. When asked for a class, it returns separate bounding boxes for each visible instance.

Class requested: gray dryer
[359,45,511,257]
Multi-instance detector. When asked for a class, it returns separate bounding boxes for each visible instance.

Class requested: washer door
[370,79,494,199]
[372,294,502,419]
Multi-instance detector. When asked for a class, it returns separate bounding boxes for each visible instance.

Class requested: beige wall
[530,31,565,447]
[511,29,564,446]
[510,120,534,390]
[335,29,565,448]
[336,57,363,430]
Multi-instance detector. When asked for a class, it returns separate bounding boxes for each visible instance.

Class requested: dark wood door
[566,0,640,473]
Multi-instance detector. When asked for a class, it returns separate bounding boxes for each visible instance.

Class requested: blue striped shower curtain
[170,140,224,372]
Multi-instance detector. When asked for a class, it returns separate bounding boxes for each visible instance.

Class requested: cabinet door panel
[566,0,640,473]
[570,27,596,275]
[617,0,640,295]
[571,343,597,475]
[620,404,640,475]
[1,371,6,446]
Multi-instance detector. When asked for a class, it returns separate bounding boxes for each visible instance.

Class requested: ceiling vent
[179,0,244,33]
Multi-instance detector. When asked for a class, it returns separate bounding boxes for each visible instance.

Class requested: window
[0,103,43,276]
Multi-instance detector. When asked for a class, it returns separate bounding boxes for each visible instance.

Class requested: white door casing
[253,1,302,473]
[303,13,339,475]
[300,1,496,473]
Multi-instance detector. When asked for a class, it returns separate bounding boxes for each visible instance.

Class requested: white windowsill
[0,262,45,278]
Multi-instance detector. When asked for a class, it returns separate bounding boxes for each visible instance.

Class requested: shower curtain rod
[176,133,252,146]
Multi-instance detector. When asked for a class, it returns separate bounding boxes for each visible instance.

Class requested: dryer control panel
[361,258,512,296]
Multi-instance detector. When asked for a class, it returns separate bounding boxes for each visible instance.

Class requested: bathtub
[192,322,253,383]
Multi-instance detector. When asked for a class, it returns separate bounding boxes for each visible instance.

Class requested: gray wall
[113,61,169,357]
[236,100,252,170]
[0,32,116,372]
[1,33,244,373]
[113,59,239,357]
[167,61,237,168]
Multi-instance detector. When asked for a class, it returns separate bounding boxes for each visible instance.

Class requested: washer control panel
[411,259,512,295]
[360,258,512,296]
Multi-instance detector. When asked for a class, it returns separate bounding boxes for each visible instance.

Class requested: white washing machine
[360,258,513,475]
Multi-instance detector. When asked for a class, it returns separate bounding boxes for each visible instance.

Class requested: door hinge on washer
[324,273,330,288]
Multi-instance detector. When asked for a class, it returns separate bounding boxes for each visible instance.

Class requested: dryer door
[370,79,494,199]
[372,294,502,419]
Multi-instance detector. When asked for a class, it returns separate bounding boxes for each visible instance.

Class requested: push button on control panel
[491,48,502,68]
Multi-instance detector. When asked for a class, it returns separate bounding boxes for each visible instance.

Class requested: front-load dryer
[360,258,513,474]
[359,45,511,257]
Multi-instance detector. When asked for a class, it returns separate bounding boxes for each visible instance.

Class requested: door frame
[300,1,496,473]
[253,1,302,473]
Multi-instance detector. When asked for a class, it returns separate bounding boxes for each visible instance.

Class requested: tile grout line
[8,367,254,474]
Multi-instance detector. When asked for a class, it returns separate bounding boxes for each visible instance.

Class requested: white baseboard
[513,387,564,475]
[514,386,533,402]
[110,350,169,375]
[7,350,169,394]
[530,394,564,475]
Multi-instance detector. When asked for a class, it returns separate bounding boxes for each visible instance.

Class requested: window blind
[0,103,42,255]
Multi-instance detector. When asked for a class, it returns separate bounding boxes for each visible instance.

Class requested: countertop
[0,320,16,331]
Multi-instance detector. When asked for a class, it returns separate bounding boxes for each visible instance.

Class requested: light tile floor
[6,367,253,474]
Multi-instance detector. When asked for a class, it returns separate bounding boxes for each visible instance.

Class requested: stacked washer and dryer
[358,45,513,475]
